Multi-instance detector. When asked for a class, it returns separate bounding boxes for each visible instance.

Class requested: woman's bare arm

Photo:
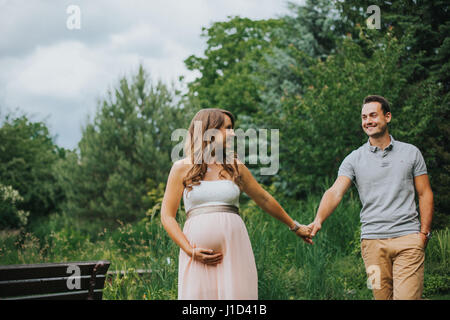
[160,160,193,256]
[160,160,223,264]
[236,159,311,238]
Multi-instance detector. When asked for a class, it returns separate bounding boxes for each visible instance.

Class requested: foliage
[0,114,65,226]
[0,184,29,228]
[184,16,284,117]
[0,0,448,300]
[334,0,450,229]
[53,65,189,225]
[1,196,448,300]
[280,0,350,58]
[183,0,449,226]
[335,0,450,87]
[184,0,347,120]
[255,31,411,196]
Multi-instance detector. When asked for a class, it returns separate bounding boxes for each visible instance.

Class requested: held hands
[305,220,322,245]
[294,220,322,245]
[309,220,322,238]
[294,223,313,244]
[190,220,322,262]
[191,247,223,265]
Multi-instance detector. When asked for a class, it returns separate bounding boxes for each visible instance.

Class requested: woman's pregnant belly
[184,212,240,255]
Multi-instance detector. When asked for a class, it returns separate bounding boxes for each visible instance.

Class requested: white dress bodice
[183,180,240,213]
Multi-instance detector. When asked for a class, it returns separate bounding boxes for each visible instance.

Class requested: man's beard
[366,123,387,138]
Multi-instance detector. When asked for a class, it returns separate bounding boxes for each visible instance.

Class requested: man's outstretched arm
[309,176,352,241]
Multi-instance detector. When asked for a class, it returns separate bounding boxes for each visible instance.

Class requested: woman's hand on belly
[192,248,223,265]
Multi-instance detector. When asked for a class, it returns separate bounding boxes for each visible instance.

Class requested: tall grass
[0,191,448,300]
[244,190,367,299]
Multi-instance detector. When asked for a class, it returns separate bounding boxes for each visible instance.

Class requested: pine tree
[54,65,189,225]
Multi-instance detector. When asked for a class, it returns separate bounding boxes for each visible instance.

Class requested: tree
[54,65,189,225]
[258,28,438,188]
[335,0,450,227]
[253,0,347,123]
[0,114,64,227]
[183,2,348,187]
[0,183,30,229]
[245,0,448,228]
[184,16,284,118]
[336,0,449,89]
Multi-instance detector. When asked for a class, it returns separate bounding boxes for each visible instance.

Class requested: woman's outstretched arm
[236,159,312,241]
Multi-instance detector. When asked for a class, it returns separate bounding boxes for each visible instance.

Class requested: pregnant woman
[161,108,312,299]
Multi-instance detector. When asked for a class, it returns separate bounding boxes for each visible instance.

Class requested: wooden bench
[0,260,110,300]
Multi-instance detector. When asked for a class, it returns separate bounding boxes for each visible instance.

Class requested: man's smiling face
[361,101,391,138]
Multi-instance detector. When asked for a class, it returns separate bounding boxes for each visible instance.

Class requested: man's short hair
[363,95,391,114]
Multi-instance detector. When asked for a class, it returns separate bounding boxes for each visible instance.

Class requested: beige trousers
[361,232,425,300]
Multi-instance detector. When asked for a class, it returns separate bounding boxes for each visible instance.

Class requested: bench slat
[0,260,110,300]
[0,275,106,297]
[0,261,110,281]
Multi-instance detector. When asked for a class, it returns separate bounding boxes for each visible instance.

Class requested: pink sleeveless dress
[178,180,258,300]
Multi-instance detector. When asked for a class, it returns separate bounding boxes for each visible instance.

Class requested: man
[307,95,434,300]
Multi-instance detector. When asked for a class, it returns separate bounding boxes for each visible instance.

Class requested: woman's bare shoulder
[235,157,245,166]
[172,158,193,174]
[234,157,248,171]
[175,157,194,166]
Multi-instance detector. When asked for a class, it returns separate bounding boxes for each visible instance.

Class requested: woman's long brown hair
[182,108,243,194]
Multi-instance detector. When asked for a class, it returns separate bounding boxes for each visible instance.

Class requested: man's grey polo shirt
[338,135,427,240]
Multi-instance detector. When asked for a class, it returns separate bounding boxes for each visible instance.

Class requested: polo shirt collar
[367,135,395,152]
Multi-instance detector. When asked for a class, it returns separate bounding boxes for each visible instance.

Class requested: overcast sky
[0,0,304,150]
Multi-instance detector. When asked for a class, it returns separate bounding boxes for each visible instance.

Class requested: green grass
[0,192,448,300]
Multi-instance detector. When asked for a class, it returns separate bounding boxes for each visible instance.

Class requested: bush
[0,184,29,229]
[424,274,450,298]
[0,115,64,226]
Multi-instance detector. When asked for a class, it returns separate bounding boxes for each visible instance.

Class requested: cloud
[6,41,97,98]
[109,23,166,57]
[0,0,303,149]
